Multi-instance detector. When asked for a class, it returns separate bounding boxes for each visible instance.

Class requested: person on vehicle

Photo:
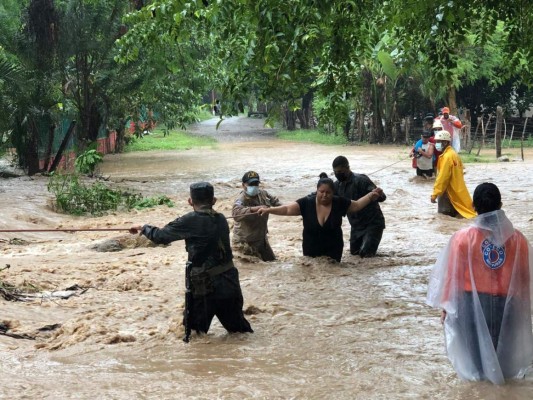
[410,131,435,178]
[430,131,476,219]
[258,176,383,262]
[129,182,253,339]
[232,171,281,261]
[427,182,533,384]
[332,156,387,258]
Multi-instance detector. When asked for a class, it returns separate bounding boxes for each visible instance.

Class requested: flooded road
[1,117,533,399]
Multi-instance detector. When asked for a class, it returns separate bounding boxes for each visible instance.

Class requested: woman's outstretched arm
[258,202,301,216]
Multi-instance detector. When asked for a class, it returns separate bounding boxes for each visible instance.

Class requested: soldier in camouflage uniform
[232,171,281,261]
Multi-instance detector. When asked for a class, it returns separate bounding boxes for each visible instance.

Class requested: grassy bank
[459,153,496,163]
[276,129,348,145]
[124,126,216,152]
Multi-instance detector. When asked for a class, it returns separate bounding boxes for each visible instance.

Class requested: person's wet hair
[190,182,214,205]
[318,172,328,179]
[473,182,501,214]
[317,177,335,192]
[332,156,349,169]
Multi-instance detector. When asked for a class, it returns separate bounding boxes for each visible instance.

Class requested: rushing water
[1,117,532,399]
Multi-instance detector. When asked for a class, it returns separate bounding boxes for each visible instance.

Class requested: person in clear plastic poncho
[427,182,533,384]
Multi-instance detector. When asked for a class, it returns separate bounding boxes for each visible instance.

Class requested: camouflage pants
[233,237,275,261]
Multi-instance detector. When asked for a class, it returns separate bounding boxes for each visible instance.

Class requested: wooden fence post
[477,115,491,157]
[463,109,471,150]
[495,106,503,158]
[521,117,528,161]
[469,116,481,154]
[404,117,410,145]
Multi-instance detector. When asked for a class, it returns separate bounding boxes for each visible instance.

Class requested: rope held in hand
[0,228,129,233]
[0,213,261,233]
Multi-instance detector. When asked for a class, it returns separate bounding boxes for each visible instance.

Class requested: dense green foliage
[115,0,533,142]
[75,148,104,176]
[2,0,533,175]
[47,172,174,216]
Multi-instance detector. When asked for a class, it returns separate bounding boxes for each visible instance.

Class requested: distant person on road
[258,176,383,262]
[332,156,387,258]
[430,131,476,219]
[213,99,221,116]
[427,182,533,384]
[232,171,281,261]
[129,182,253,339]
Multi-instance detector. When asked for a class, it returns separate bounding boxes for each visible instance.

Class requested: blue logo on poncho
[481,239,506,270]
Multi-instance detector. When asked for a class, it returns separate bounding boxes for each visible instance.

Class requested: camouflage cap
[242,171,260,183]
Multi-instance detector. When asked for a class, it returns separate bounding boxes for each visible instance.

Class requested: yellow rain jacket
[432,146,476,218]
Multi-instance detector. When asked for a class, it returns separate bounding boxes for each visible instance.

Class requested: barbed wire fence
[463,108,531,161]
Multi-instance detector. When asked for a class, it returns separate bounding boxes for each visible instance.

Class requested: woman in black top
[259,177,382,262]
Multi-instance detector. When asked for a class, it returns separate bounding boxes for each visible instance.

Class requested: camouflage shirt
[232,189,281,243]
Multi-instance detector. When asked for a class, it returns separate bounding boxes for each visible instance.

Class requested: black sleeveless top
[296,195,351,262]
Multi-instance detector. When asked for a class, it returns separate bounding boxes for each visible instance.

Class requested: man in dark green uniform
[332,156,386,258]
[130,182,253,339]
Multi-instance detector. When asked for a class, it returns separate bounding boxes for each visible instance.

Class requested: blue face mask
[435,143,443,152]
[246,186,259,196]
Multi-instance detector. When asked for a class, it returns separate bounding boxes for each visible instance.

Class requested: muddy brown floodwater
[1,116,533,399]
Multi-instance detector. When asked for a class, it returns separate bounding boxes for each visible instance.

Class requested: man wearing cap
[130,182,253,339]
[410,130,435,178]
[431,131,476,218]
[232,171,281,261]
[332,156,386,258]
[438,106,463,152]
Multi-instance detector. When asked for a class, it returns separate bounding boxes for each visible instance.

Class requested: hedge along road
[1,116,532,399]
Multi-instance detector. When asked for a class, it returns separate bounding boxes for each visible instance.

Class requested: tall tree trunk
[464,109,472,150]
[42,123,56,171]
[447,85,457,113]
[301,91,313,129]
[284,103,296,131]
[27,120,41,176]
[373,93,384,144]
[357,105,365,142]
[495,106,503,158]
[114,118,129,153]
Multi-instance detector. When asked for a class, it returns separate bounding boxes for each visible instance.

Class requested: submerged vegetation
[47,173,174,216]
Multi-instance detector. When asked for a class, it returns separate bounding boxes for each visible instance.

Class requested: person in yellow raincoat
[430,131,476,218]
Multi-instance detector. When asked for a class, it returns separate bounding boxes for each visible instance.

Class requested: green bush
[75,147,104,176]
[47,173,174,216]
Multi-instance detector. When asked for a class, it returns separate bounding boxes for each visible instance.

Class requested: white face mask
[246,186,259,196]
[435,143,443,152]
